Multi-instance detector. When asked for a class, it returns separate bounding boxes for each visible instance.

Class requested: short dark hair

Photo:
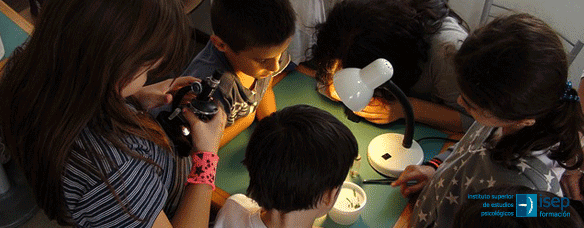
[211,0,295,53]
[311,0,429,95]
[243,105,359,213]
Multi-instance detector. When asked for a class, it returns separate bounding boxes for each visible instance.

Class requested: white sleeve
[214,194,264,228]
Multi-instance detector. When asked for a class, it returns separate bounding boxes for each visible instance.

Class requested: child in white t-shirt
[214,105,359,228]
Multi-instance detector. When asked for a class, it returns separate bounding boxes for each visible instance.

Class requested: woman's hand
[181,106,227,153]
[133,77,198,110]
[391,165,435,198]
[354,97,404,124]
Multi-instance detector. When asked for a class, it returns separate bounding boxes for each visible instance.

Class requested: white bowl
[328,181,367,225]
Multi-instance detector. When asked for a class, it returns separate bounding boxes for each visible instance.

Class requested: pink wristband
[187,152,219,190]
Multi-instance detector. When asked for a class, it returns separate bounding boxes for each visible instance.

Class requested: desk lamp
[333,58,423,178]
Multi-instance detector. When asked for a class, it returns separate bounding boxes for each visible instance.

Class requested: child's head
[243,105,359,214]
[210,0,295,79]
[311,0,459,93]
[0,0,190,222]
[311,0,427,93]
[455,13,584,168]
[22,0,191,101]
[453,185,584,228]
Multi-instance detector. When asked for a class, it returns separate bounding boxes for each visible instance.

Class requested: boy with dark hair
[214,105,359,228]
[183,0,296,147]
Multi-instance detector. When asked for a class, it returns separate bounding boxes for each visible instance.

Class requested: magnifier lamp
[333,58,423,178]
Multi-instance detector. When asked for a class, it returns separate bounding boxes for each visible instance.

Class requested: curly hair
[312,0,428,94]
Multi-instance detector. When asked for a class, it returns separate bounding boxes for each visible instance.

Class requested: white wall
[449,0,584,87]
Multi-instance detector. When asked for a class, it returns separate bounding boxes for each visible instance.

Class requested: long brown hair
[0,0,191,224]
[455,14,584,169]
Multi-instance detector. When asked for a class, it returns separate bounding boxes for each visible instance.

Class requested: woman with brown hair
[0,0,226,227]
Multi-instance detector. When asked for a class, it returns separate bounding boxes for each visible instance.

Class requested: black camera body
[156,70,223,157]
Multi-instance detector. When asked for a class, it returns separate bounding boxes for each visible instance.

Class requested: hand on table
[354,97,404,125]
[182,106,227,154]
[391,165,436,198]
[133,77,198,110]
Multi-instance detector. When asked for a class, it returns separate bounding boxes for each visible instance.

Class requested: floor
[19,211,65,228]
[1,0,208,227]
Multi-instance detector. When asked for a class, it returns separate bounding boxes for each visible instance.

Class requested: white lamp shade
[361,58,394,88]
[333,58,393,111]
[333,68,373,111]
[0,34,4,59]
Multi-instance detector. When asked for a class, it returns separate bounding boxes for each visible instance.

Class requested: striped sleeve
[64,159,167,227]
[63,129,174,228]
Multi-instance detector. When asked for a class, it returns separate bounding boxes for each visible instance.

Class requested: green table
[0,2,31,61]
[216,71,447,227]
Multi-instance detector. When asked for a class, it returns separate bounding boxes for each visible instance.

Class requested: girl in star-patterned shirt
[392,13,584,228]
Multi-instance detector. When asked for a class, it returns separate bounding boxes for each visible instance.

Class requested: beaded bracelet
[187,151,219,190]
[422,158,443,170]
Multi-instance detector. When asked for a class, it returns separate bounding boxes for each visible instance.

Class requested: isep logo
[516,194,537,217]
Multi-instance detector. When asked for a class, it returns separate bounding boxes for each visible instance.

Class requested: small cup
[328,181,367,225]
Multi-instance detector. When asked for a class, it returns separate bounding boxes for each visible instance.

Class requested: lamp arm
[380,82,414,148]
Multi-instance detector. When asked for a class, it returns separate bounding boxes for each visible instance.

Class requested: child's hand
[133,77,198,110]
[391,165,435,198]
[182,106,227,154]
[317,82,342,102]
[317,82,404,125]
[354,97,403,124]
